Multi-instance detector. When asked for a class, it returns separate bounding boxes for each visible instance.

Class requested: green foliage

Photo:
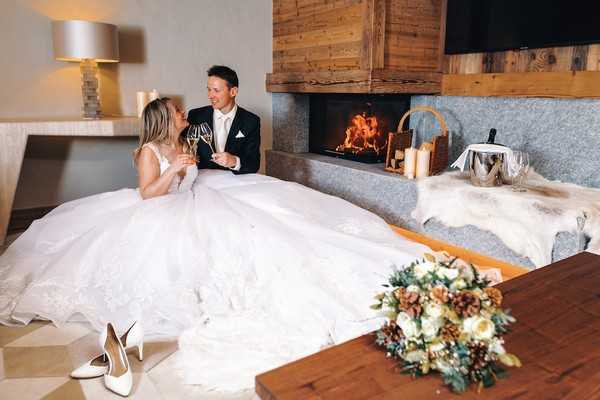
[388,262,419,287]
[442,371,468,393]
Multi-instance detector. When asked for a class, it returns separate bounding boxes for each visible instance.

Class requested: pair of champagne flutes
[503,150,530,192]
[186,122,215,159]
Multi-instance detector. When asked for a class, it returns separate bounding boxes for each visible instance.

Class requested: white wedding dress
[0,143,429,391]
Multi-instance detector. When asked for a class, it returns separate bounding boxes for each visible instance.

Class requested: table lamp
[52,20,119,119]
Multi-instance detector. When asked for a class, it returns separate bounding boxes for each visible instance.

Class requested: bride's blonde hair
[133,97,185,163]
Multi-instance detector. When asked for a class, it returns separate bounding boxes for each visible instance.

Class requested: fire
[336,113,387,155]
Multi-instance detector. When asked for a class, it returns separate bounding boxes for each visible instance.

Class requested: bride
[0,98,429,391]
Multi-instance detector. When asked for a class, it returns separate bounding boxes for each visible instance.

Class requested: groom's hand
[212,152,237,168]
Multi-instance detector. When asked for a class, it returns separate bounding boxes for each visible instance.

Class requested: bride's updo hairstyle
[133,97,175,163]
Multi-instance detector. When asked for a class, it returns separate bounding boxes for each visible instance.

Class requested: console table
[0,117,140,245]
[256,251,600,399]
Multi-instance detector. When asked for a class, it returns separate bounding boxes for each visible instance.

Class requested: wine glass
[199,122,216,154]
[186,125,201,157]
[503,150,530,192]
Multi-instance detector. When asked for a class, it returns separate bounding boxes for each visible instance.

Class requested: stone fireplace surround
[266,93,600,269]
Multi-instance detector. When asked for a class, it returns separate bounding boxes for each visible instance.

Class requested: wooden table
[256,251,600,399]
[0,117,139,245]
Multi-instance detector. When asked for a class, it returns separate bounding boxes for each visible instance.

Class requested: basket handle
[397,106,448,137]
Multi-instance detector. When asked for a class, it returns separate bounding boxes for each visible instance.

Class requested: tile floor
[0,321,259,399]
[0,234,258,399]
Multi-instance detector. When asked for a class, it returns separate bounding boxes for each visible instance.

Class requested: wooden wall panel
[384,0,444,72]
[361,0,386,70]
[269,0,444,93]
[273,0,363,73]
[274,0,362,22]
[445,45,598,74]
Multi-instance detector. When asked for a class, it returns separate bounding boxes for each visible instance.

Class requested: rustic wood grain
[256,252,600,399]
[384,0,444,72]
[447,45,596,75]
[442,71,600,98]
[360,0,386,70]
[268,0,445,93]
[267,70,441,93]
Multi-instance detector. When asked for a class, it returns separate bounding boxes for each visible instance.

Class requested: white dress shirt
[213,105,241,171]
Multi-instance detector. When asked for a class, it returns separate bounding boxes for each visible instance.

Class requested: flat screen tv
[445,0,600,54]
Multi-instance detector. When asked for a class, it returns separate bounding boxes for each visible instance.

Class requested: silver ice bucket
[469,151,505,187]
[468,129,507,187]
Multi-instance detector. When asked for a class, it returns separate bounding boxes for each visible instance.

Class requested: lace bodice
[143,142,198,193]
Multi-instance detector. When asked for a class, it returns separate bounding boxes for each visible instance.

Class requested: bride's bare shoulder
[137,144,161,173]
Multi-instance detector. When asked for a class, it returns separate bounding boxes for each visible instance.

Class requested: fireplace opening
[309,93,411,163]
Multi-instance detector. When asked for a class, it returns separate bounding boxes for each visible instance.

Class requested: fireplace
[309,94,411,163]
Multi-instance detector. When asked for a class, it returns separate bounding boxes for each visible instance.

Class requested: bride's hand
[170,154,197,173]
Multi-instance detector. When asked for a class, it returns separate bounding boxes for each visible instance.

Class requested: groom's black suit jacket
[186,105,261,175]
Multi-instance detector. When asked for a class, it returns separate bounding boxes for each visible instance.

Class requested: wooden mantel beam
[442,71,600,98]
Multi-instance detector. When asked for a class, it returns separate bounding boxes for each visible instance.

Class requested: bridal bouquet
[372,252,521,393]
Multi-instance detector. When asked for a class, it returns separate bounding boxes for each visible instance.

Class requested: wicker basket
[384,106,449,176]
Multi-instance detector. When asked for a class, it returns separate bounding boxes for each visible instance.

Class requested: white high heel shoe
[103,322,133,397]
[70,322,143,379]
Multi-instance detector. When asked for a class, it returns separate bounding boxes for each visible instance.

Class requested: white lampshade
[52,20,119,62]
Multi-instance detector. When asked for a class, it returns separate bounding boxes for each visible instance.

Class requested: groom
[187,65,261,174]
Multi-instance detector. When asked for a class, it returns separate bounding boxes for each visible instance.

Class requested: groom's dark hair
[207,65,239,89]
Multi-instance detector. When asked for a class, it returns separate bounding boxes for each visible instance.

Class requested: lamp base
[80,59,101,119]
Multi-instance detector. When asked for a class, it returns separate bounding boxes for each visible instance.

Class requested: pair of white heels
[71,322,143,397]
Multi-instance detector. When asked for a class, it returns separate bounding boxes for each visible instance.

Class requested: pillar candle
[416,149,431,178]
[148,89,160,101]
[136,91,148,118]
[404,147,417,179]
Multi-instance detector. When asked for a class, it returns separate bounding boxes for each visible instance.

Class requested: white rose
[425,302,445,319]
[433,359,452,374]
[458,262,475,282]
[414,261,436,279]
[396,312,421,338]
[404,350,426,363]
[421,316,442,339]
[406,284,420,293]
[489,338,506,355]
[437,267,459,280]
[463,316,495,341]
[450,278,467,291]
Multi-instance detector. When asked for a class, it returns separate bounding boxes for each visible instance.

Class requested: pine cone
[441,322,460,342]
[380,320,404,344]
[399,290,422,318]
[431,285,449,304]
[469,342,489,372]
[393,288,405,301]
[452,291,481,318]
[484,287,503,307]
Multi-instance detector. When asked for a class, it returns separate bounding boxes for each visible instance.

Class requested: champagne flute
[199,122,216,155]
[186,125,201,158]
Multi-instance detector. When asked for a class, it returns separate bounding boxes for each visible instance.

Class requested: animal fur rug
[412,171,600,267]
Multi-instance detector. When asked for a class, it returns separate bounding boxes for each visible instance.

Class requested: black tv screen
[445,0,600,54]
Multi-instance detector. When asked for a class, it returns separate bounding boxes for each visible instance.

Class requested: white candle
[416,149,431,178]
[136,91,148,118]
[404,147,417,179]
[148,89,160,101]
